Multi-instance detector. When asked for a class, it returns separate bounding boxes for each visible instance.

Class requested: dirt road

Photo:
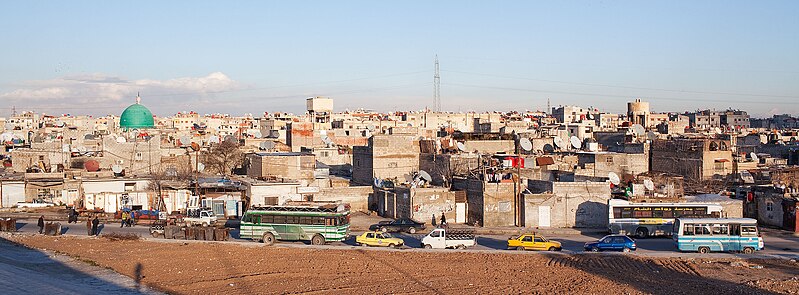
[4,233,799,294]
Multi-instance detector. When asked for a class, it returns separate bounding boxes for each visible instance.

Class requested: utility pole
[433,55,441,112]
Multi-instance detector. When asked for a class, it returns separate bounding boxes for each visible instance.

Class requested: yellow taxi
[355,231,405,248]
[507,233,562,251]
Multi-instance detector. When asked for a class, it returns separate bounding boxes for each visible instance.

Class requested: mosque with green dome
[119,94,155,130]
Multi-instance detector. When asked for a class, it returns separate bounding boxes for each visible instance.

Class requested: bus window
[741,226,758,236]
[314,217,325,225]
[613,208,622,219]
[683,224,694,236]
[273,215,286,224]
[712,224,728,235]
[286,216,298,224]
[620,208,633,218]
[697,224,711,235]
[662,208,674,218]
[261,215,273,223]
[242,214,252,223]
[325,217,335,226]
[253,215,261,224]
[729,224,740,236]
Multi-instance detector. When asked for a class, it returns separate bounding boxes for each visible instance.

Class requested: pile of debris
[161,225,229,241]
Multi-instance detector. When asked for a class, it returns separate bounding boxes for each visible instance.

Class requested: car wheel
[622,247,631,253]
[409,227,416,234]
[202,222,208,227]
[457,245,466,250]
[548,247,556,251]
[516,246,525,251]
[262,232,275,246]
[698,247,710,254]
[380,227,387,233]
[423,244,432,249]
[388,243,395,248]
[360,243,368,247]
[635,228,648,239]
[591,247,600,252]
[743,247,754,254]
[311,234,325,246]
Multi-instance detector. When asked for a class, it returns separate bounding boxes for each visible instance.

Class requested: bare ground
[4,233,799,295]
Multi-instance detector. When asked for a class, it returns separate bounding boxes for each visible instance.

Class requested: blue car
[584,235,637,252]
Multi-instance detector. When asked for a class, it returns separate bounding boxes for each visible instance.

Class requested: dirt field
[4,234,799,295]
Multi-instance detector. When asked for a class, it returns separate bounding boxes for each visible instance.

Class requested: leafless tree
[147,161,193,211]
[203,140,244,176]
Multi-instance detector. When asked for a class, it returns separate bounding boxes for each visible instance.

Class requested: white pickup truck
[421,228,476,249]
[182,209,218,227]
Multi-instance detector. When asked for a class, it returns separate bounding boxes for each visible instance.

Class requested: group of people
[37,214,99,236]
[432,211,448,228]
[120,211,135,227]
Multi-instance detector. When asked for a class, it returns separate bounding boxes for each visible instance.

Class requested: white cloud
[0,72,240,105]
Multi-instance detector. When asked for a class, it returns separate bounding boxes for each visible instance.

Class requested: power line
[442,82,799,105]
[443,70,798,99]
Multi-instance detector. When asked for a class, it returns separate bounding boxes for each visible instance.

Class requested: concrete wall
[315,186,372,212]
[462,140,515,154]
[0,181,25,208]
[525,181,611,228]
[247,182,303,207]
[247,153,315,182]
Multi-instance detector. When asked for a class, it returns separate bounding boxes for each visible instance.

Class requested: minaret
[136,92,141,104]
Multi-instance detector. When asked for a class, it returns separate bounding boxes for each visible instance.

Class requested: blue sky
[1,1,797,117]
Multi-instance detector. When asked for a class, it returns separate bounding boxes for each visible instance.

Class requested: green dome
[120,102,155,130]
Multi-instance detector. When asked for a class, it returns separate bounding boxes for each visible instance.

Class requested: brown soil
[5,234,799,295]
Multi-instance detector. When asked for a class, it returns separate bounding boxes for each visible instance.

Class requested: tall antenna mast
[547,98,551,115]
[433,55,441,112]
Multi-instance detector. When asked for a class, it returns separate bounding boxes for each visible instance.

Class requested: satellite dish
[456,142,467,152]
[364,129,372,138]
[84,134,95,140]
[608,172,620,185]
[714,127,722,134]
[62,144,70,152]
[180,136,191,146]
[116,136,127,143]
[208,136,220,144]
[632,124,645,135]
[553,137,564,149]
[750,152,759,163]
[586,113,594,120]
[190,142,201,151]
[643,179,655,191]
[542,144,554,153]
[252,130,262,138]
[646,131,657,141]
[259,141,275,150]
[570,136,582,149]
[197,163,205,172]
[520,138,533,152]
[111,164,123,174]
[367,124,375,132]
[418,170,433,182]
[322,136,333,146]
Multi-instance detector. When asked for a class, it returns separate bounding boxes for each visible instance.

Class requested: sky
[1,1,798,118]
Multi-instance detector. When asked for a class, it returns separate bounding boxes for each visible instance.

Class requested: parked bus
[608,199,723,238]
[672,218,764,254]
[240,201,350,245]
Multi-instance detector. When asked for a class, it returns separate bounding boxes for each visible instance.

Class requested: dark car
[584,235,637,252]
[369,218,426,234]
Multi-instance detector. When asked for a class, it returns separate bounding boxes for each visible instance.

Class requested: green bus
[240,201,350,245]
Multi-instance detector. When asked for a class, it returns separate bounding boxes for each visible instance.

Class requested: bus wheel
[698,247,710,254]
[262,233,275,246]
[635,228,648,239]
[311,234,325,245]
[743,247,754,254]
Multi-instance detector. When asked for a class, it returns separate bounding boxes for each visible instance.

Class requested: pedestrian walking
[86,216,92,235]
[91,216,100,236]
[120,211,127,228]
[431,213,437,227]
[37,215,45,234]
[440,212,447,227]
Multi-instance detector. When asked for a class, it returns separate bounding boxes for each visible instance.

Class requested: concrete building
[352,129,421,186]
[742,185,798,232]
[375,186,460,224]
[627,99,650,127]
[575,152,649,179]
[246,152,315,184]
[651,137,733,181]
[524,180,612,228]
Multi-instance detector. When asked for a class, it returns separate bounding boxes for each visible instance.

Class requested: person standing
[431,213,437,227]
[120,211,127,228]
[91,216,100,236]
[86,216,92,235]
[37,215,45,234]
[440,212,447,227]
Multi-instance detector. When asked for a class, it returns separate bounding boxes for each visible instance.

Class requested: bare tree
[203,140,244,176]
[148,161,193,211]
